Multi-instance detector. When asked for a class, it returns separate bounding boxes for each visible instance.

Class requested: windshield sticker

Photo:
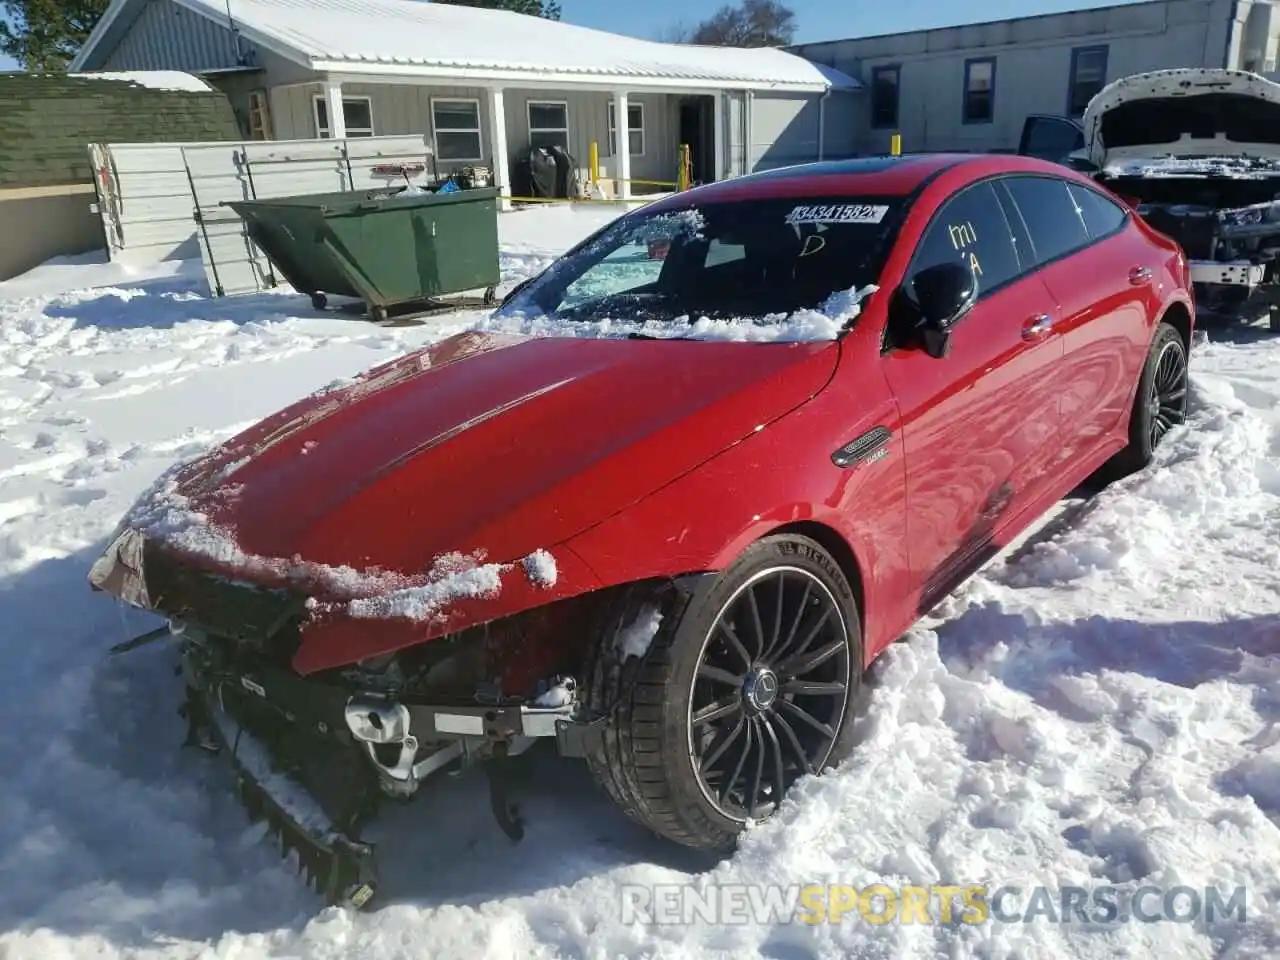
[785,204,889,225]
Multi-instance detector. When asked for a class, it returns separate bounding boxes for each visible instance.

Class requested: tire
[584,534,864,852]
[1101,320,1189,480]
[1269,306,1280,333]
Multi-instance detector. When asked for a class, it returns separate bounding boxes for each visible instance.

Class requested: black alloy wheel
[687,565,852,822]
[1148,335,1188,449]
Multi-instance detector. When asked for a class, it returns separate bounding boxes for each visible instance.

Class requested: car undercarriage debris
[123,607,611,910]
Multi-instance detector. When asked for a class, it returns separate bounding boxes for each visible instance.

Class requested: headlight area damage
[88,520,696,911]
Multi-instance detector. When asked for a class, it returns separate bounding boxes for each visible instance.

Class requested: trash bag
[549,145,581,198]
[514,147,559,199]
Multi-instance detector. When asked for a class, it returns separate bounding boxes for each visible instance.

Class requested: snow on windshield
[486,200,896,341]
[1103,155,1280,179]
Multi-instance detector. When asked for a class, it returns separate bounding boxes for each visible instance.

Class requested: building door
[679,97,715,183]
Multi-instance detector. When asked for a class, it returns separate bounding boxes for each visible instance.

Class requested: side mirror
[909,261,976,358]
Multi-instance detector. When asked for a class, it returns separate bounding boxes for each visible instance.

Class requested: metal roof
[74,0,862,93]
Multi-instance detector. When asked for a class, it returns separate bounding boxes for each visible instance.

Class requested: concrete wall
[791,0,1247,154]
[0,185,105,281]
[268,82,685,190]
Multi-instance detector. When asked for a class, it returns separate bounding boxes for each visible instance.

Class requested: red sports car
[88,153,1194,909]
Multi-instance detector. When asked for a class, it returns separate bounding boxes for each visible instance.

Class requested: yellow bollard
[589,141,600,184]
[677,143,692,190]
[890,133,902,156]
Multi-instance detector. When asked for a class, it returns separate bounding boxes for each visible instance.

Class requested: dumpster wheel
[484,286,497,306]
[310,293,328,311]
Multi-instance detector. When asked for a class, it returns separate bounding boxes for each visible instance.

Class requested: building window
[431,98,483,161]
[870,65,900,129]
[528,101,569,151]
[1068,45,1108,117]
[607,101,645,156]
[312,95,374,138]
[963,57,996,124]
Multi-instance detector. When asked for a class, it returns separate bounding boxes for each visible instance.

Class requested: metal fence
[88,135,438,297]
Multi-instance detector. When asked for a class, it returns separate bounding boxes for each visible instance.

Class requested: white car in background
[1019,67,1280,332]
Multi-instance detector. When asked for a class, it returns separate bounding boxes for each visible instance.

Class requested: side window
[911,181,1021,296]
[1068,182,1127,240]
[1001,175,1090,264]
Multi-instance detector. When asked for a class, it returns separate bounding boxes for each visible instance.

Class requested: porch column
[713,92,726,181]
[486,86,511,211]
[612,90,631,200]
[323,78,346,139]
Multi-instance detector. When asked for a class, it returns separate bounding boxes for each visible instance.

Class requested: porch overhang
[310,60,847,95]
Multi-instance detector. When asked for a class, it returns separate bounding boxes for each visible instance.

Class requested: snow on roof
[168,0,858,91]
[69,70,215,92]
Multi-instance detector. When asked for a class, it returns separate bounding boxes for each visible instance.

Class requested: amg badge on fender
[832,426,892,468]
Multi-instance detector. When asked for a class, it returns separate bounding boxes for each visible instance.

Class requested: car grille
[142,540,306,659]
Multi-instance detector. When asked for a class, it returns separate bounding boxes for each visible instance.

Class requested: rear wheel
[1101,320,1188,480]
[585,534,863,852]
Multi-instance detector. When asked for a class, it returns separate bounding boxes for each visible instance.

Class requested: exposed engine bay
[1097,164,1280,323]
[1069,68,1280,330]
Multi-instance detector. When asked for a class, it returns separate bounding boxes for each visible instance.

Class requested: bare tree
[655,20,695,43]
[682,0,796,47]
[433,0,562,19]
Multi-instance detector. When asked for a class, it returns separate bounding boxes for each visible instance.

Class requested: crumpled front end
[88,523,618,909]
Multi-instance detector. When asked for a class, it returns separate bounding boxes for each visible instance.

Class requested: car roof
[645,153,1078,209]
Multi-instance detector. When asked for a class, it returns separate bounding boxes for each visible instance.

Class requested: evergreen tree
[0,0,109,71]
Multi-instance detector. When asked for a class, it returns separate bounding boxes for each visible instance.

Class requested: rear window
[502,196,907,329]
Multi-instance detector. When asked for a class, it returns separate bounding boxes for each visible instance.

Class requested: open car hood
[1083,68,1280,174]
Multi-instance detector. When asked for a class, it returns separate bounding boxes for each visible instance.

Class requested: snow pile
[617,603,664,659]
[522,549,558,588]
[0,201,1278,959]
[337,548,557,622]
[70,70,216,93]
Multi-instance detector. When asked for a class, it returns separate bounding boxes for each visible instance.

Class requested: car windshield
[498,196,906,333]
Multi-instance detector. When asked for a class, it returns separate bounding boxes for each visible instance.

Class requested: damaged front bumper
[182,676,381,909]
[173,620,603,910]
[92,525,613,909]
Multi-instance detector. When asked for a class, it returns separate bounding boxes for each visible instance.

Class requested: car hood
[1083,68,1280,173]
[142,330,837,586]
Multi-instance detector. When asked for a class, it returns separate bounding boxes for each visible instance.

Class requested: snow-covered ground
[0,201,1277,959]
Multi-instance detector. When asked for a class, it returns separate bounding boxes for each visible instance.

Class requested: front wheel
[1100,320,1189,480]
[585,534,864,852]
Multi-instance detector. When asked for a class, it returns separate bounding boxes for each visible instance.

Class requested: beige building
[790,0,1280,155]
[71,0,862,205]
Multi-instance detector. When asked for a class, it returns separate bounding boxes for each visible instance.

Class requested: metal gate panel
[88,134,437,297]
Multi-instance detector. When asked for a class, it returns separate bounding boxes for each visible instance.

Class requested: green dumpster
[224,186,501,321]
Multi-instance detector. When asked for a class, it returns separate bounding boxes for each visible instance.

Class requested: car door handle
[1022,314,1053,339]
[1129,265,1153,284]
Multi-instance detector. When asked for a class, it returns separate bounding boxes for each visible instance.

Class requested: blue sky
[1,0,1140,70]
[563,0,1140,43]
